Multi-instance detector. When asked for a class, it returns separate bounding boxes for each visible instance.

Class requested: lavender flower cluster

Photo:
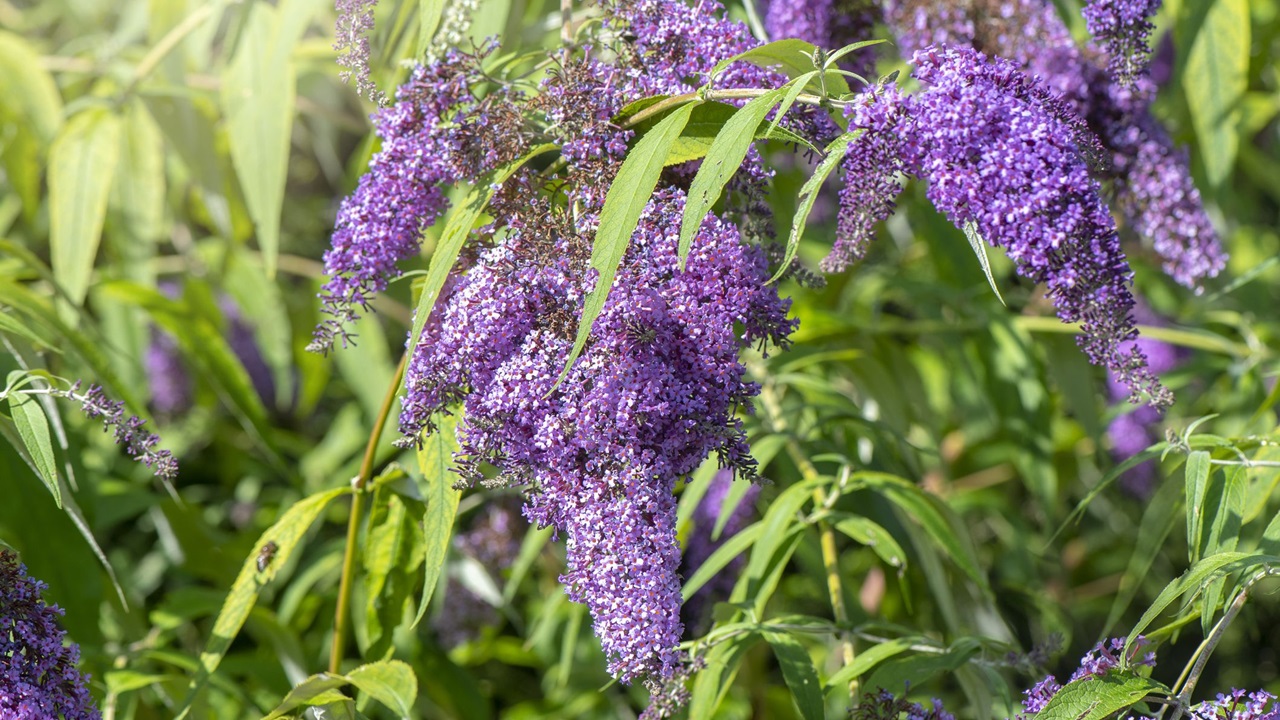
[1082,0,1162,86]
[69,382,178,482]
[0,549,100,720]
[1020,636,1156,715]
[852,689,955,720]
[400,186,794,682]
[1189,689,1280,719]
[832,46,1171,407]
[873,0,1225,289]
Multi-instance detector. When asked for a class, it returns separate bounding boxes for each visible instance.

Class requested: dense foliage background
[2,0,1280,717]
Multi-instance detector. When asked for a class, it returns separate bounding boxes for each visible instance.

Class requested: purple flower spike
[681,468,761,633]
[0,549,100,720]
[1082,0,1162,86]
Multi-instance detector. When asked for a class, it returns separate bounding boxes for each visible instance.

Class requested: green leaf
[109,98,166,245]
[6,388,60,507]
[551,103,699,390]
[49,107,122,317]
[742,477,825,593]
[769,71,819,137]
[961,222,1006,306]
[863,639,980,698]
[689,630,760,718]
[771,131,857,282]
[346,660,418,719]
[1260,508,1280,557]
[641,100,815,166]
[1185,451,1211,562]
[417,0,446,57]
[678,90,784,267]
[403,144,557,403]
[176,486,351,719]
[0,31,63,220]
[363,490,425,653]
[711,474,757,541]
[262,674,351,720]
[1180,0,1248,188]
[682,521,764,601]
[413,413,461,627]
[222,2,296,279]
[0,311,59,350]
[857,471,988,590]
[1035,673,1167,720]
[710,39,851,97]
[831,514,906,569]
[1124,552,1280,659]
[823,637,918,694]
[763,630,824,720]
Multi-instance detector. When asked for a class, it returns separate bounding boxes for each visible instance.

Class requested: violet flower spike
[0,549,101,720]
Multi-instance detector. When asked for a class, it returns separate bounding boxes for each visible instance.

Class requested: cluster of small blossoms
[851,689,954,720]
[1106,300,1182,497]
[311,45,527,352]
[63,382,178,482]
[399,186,795,683]
[877,0,1224,289]
[1082,0,1162,86]
[1189,689,1280,719]
[0,549,100,720]
[334,0,386,105]
[680,469,761,633]
[1020,636,1156,715]
[833,46,1171,407]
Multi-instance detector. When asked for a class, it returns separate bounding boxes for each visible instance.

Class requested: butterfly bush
[880,0,1225,290]
[1020,636,1156,715]
[0,549,100,720]
[315,0,1201,704]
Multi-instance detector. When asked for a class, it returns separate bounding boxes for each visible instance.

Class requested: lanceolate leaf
[262,674,351,720]
[413,413,461,627]
[710,39,851,97]
[49,107,122,319]
[6,387,60,507]
[682,521,764,601]
[346,660,418,719]
[551,102,700,391]
[771,131,858,283]
[222,2,296,279]
[1035,673,1167,720]
[1103,477,1182,635]
[403,144,557,395]
[417,0,447,57]
[962,221,1007,306]
[1180,0,1248,187]
[176,486,351,719]
[823,637,918,694]
[769,71,819,137]
[678,89,784,267]
[1186,450,1211,561]
[763,630,824,720]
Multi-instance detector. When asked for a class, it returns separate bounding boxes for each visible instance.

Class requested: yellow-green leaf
[6,387,60,507]
[1181,0,1249,187]
[49,107,122,317]
[412,413,461,627]
[346,660,418,719]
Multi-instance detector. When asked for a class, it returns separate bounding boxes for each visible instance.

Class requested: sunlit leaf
[412,413,461,627]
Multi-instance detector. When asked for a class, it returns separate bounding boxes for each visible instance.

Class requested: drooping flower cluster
[0,548,100,720]
[680,469,761,633]
[831,46,1170,407]
[68,382,178,482]
[878,0,1224,289]
[311,46,527,352]
[400,186,794,682]
[1106,300,1182,497]
[334,0,386,105]
[1082,0,1162,86]
[1020,636,1155,715]
[1189,689,1280,719]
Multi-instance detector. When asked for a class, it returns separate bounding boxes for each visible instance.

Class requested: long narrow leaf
[771,131,858,283]
[551,103,699,391]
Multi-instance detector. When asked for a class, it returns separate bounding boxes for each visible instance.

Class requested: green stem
[328,352,408,674]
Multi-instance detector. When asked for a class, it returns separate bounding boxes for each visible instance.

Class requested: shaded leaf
[771,131,857,282]
[413,413,461,627]
[763,630,824,720]
[1036,673,1167,720]
[49,107,122,317]
[824,637,918,694]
